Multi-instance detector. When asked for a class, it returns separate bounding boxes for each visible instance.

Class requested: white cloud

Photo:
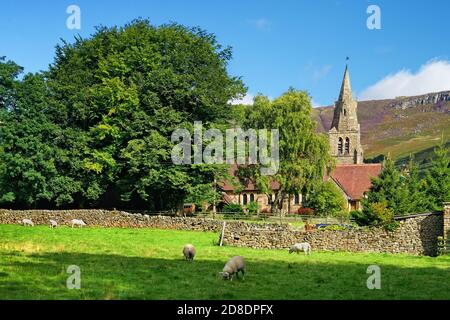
[359,59,450,100]
[230,93,254,105]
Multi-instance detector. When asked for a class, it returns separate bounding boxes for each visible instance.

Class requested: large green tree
[424,140,450,210]
[242,89,334,213]
[0,20,245,209]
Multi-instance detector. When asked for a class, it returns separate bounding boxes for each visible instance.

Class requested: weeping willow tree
[242,88,334,215]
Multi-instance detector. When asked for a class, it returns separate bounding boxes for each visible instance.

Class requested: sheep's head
[219,272,231,280]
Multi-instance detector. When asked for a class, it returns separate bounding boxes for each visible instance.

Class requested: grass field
[0,225,449,300]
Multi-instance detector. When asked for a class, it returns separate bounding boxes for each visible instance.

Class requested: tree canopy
[0,20,245,209]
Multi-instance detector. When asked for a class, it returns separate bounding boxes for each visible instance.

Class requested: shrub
[304,181,347,217]
[297,207,314,215]
[353,202,396,230]
[322,225,348,231]
[246,201,259,214]
[221,203,244,215]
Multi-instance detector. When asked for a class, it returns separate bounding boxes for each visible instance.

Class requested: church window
[243,194,248,205]
[343,109,347,116]
[338,138,343,154]
[294,194,300,205]
[345,138,350,154]
[250,194,255,202]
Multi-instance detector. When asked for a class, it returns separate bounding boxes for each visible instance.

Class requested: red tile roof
[327,164,382,200]
[220,163,383,200]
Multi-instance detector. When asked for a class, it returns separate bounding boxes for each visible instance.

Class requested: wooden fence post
[219,221,226,247]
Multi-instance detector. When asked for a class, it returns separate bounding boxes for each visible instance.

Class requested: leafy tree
[362,157,412,216]
[404,155,431,212]
[0,20,246,209]
[304,181,347,217]
[242,89,334,213]
[424,140,450,210]
[352,201,397,230]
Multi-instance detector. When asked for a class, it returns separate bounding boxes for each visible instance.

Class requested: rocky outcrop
[389,91,450,110]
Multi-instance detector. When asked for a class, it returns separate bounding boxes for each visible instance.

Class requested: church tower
[329,65,364,164]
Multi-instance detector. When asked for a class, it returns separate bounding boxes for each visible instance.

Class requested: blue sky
[1,0,450,106]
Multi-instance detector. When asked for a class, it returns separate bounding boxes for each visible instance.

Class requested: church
[220,65,382,213]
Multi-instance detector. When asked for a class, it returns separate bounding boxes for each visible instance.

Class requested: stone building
[220,64,382,213]
[220,164,302,213]
[328,64,364,165]
[326,65,382,211]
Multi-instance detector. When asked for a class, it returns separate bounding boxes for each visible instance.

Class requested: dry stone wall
[0,209,222,231]
[0,208,446,256]
[223,213,444,256]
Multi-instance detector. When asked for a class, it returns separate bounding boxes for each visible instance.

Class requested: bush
[352,202,396,230]
[221,203,244,215]
[321,225,349,231]
[246,201,259,214]
[304,181,347,217]
[297,207,314,215]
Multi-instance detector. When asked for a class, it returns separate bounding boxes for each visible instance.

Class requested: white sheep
[70,219,86,228]
[49,219,58,228]
[182,244,196,262]
[220,256,246,281]
[289,242,311,255]
[21,219,34,227]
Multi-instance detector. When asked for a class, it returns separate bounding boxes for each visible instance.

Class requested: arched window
[243,194,248,205]
[343,109,347,116]
[250,194,255,203]
[345,138,350,154]
[294,194,300,205]
[338,137,343,154]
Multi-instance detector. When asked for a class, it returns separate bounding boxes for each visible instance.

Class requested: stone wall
[0,209,222,232]
[222,212,444,256]
[0,208,446,256]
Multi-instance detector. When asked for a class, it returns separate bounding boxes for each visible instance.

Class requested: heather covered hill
[313,91,450,162]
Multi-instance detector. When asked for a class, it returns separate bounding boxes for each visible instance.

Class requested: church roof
[327,163,382,200]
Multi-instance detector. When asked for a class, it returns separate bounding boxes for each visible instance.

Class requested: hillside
[313,91,450,163]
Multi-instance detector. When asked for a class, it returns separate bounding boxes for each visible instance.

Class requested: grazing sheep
[289,242,311,255]
[49,220,58,228]
[70,219,86,228]
[21,219,34,227]
[220,256,246,281]
[182,244,196,262]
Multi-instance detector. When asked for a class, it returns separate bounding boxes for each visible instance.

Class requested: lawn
[0,224,449,300]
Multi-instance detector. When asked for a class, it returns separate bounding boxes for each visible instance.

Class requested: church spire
[338,64,352,102]
[328,63,364,164]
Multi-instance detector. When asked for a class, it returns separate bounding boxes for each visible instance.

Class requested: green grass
[0,224,449,300]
